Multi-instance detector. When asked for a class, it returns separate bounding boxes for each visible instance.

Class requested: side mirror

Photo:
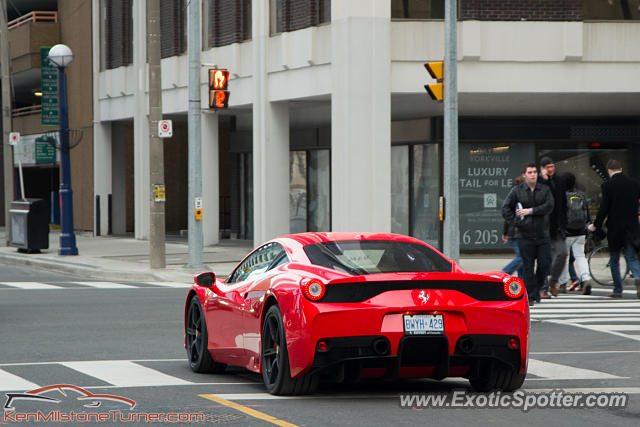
[195,272,215,287]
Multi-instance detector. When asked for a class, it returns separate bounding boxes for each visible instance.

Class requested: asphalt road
[1,264,639,426]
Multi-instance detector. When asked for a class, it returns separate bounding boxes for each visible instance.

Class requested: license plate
[403,314,444,335]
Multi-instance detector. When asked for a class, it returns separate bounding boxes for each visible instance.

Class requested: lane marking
[531,303,640,309]
[0,282,62,289]
[532,315,640,320]
[583,324,640,332]
[547,319,640,342]
[143,281,191,288]
[531,350,640,354]
[525,387,640,394]
[70,281,135,289]
[0,369,39,391]
[200,394,299,427]
[62,361,192,387]
[527,359,624,380]
[529,308,640,313]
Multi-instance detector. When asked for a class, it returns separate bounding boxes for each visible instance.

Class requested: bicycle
[587,243,630,286]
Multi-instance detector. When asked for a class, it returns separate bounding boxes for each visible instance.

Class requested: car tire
[261,305,318,395]
[469,365,519,392]
[186,296,227,374]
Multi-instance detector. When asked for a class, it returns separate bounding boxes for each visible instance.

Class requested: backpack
[566,191,587,231]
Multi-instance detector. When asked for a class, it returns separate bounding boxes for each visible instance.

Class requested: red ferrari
[184,232,529,395]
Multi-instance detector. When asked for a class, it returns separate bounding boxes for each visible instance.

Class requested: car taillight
[503,277,525,299]
[301,279,326,301]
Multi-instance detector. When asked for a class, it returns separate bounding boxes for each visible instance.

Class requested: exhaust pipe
[372,338,390,355]
[458,337,474,354]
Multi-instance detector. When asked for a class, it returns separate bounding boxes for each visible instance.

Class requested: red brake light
[301,279,326,301]
[503,277,525,299]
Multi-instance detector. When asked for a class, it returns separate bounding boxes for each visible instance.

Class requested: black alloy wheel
[186,296,226,373]
[261,305,317,395]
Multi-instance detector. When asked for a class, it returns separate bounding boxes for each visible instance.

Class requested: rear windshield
[303,240,452,275]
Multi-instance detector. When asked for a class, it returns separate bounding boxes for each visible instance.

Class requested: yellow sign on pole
[154,184,166,202]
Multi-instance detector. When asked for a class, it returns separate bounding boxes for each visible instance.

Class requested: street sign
[154,184,166,202]
[41,47,59,126]
[9,132,20,146]
[35,136,56,163]
[158,120,173,138]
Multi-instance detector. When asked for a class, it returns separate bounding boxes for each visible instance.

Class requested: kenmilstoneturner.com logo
[4,384,205,423]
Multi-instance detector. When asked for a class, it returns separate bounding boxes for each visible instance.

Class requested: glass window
[270,0,284,34]
[290,151,308,234]
[412,144,440,247]
[308,150,330,232]
[459,142,535,250]
[227,243,287,283]
[584,0,640,20]
[391,146,410,235]
[290,149,331,233]
[304,240,452,275]
[391,0,445,19]
[319,0,331,23]
[538,145,632,221]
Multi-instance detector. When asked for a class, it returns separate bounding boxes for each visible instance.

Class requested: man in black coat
[588,159,640,298]
[539,156,567,297]
[503,162,555,305]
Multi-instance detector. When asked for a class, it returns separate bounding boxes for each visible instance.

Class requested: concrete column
[252,0,290,245]
[201,111,220,245]
[133,0,149,239]
[91,0,111,236]
[331,1,391,232]
[93,122,112,235]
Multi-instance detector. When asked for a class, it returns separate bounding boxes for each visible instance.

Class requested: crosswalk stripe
[0,368,39,391]
[143,281,191,288]
[532,303,640,309]
[527,359,624,380]
[532,315,640,320]
[0,282,63,289]
[583,324,640,331]
[530,308,639,313]
[61,361,193,387]
[70,282,136,289]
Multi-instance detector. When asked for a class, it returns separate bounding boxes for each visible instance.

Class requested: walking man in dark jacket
[502,162,555,305]
[539,156,567,297]
[587,159,640,298]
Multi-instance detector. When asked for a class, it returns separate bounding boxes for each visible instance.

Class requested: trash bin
[9,199,50,253]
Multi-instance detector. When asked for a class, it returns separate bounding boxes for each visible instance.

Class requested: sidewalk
[0,227,528,283]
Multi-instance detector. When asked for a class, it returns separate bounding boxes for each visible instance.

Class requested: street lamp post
[48,44,78,255]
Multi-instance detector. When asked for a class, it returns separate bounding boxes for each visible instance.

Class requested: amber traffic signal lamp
[424,61,444,102]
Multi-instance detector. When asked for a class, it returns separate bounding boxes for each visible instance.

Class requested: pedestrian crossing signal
[208,68,230,109]
[209,90,230,109]
[424,61,444,102]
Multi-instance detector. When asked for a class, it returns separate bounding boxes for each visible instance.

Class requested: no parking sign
[158,120,173,138]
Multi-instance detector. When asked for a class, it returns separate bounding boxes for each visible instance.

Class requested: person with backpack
[559,172,592,295]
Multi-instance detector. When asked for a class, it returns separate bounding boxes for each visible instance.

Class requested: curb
[0,253,162,282]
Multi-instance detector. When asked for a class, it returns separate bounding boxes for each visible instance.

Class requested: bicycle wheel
[588,245,629,286]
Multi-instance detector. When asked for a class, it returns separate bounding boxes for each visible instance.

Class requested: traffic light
[208,68,230,109]
[424,61,444,102]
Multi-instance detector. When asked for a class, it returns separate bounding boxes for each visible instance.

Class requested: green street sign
[41,47,59,126]
[35,136,57,164]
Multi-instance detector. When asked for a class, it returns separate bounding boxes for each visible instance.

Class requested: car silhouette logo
[4,384,136,411]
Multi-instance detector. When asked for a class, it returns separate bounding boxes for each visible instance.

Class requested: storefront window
[459,142,535,251]
[290,149,330,233]
[538,145,632,221]
[412,144,440,248]
[391,146,410,235]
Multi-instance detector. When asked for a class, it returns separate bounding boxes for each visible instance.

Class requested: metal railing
[8,11,57,30]
[12,105,42,117]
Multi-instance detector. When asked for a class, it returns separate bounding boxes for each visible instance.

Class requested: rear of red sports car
[276,235,529,393]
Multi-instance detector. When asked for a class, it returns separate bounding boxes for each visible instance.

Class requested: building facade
[5,1,640,252]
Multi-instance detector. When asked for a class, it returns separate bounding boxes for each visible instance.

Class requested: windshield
[303,240,452,275]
